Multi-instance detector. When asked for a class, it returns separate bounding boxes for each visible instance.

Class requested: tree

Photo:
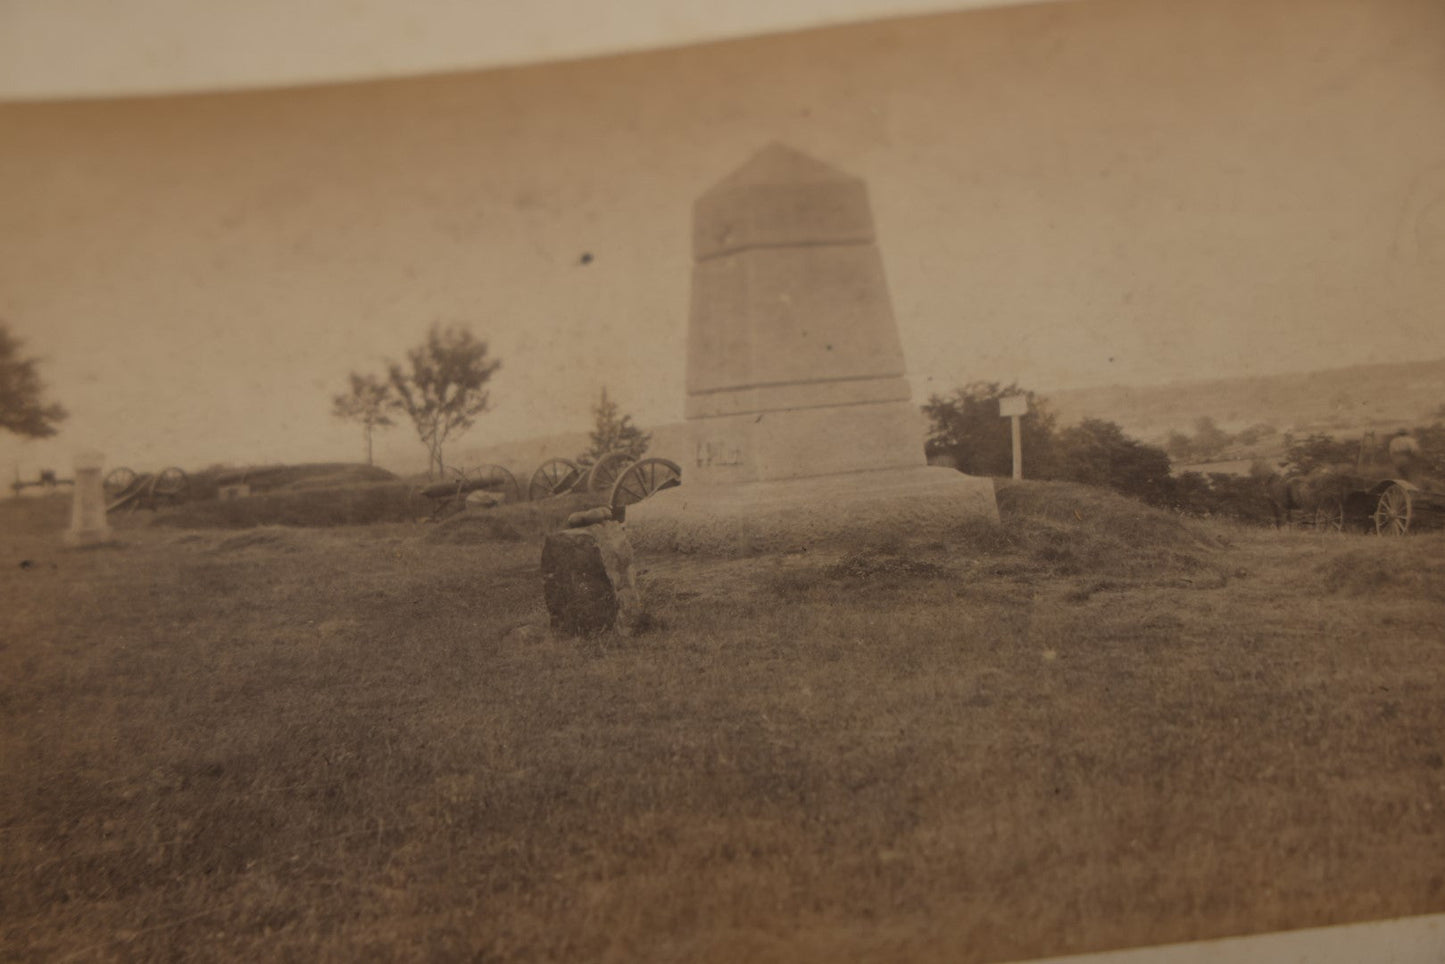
[1165,430,1194,461]
[1235,422,1277,446]
[331,373,395,466]
[386,325,502,477]
[922,382,1057,477]
[1053,418,1174,503]
[1189,416,1232,460]
[0,324,68,440]
[1282,433,1356,476]
[579,387,650,466]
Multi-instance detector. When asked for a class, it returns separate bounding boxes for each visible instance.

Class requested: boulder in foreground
[541,521,642,636]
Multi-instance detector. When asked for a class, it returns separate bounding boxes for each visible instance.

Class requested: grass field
[2,483,1443,962]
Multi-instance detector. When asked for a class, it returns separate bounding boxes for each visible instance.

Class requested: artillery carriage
[1271,433,1443,536]
[421,451,681,520]
[1340,477,1443,536]
[103,466,190,513]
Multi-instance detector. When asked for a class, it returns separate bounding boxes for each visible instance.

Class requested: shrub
[1283,434,1357,475]
[923,382,1058,478]
[1052,419,1173,504]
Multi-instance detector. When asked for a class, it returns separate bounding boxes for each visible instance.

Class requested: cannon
[426,450,683,521]
[419,464,521,520]
[103,466,189,513]
[526,451,681,516]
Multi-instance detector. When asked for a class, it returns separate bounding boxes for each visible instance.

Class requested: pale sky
[0,0,1040,101]
[2,0,1443,477]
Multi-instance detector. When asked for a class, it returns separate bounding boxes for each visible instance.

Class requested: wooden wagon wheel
[528,458,582,501]
[609,457,681,514]
[152,466,189,500]
[586,451,636,494]
[104,467,138,498]
[1313,497,1345,532]
[1373,483,1413,536]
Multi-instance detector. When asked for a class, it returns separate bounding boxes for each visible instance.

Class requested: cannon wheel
[453,464,520,504]
[528,458,582,501]
[586,451,636,494]
[104,467,139,498]
[1313,497,1345,532]
[421,468,466,521]
[609,458,682,515]
[474,464,520,504]
[1373,483,1413,536]
[152,466,189,500]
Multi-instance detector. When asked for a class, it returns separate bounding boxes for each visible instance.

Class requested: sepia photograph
[2,0,1443,960]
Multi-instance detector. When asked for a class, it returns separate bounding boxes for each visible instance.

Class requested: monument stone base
[624,466,998,555]
[689,398,928,486]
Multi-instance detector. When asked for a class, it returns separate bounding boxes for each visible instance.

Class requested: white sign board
[999,395,1028,417]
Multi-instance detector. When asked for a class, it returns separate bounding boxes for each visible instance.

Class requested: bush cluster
[926,385,1445,527]
[1165,471,1275,525]
[1165,417,1278,462]
[924,383,1174,506]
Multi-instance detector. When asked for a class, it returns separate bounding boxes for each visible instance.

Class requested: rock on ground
[564,506,613,528]
[540,521,642,636]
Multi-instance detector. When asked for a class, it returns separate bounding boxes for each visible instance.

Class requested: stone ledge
[624,466,998,555]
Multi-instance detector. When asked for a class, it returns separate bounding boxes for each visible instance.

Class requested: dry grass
[2,483,1442,962]
[425,493,607,546]
[150,477,602,533]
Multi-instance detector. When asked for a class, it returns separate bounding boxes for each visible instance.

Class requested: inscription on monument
[695,439,745,468]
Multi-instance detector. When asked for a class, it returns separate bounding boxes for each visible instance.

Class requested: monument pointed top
[703,143,859,199]
[694,144,873,261]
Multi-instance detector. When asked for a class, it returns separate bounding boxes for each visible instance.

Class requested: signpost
[999,395,1028,480]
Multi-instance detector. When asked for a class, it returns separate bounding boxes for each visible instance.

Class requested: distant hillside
[1046,359,1445,444]
[443,413,937,483]
[414,359,1443,481]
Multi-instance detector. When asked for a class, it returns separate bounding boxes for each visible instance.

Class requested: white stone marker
[65,450,113,547]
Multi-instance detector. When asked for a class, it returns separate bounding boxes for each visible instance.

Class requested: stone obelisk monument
[629,144,997,551]
[685,143,925,483]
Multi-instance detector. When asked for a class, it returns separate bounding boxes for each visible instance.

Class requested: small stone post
[65,450,112,547]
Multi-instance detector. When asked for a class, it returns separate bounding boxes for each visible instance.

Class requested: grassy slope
[150,475,603,532]
[1,484,1442,962]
